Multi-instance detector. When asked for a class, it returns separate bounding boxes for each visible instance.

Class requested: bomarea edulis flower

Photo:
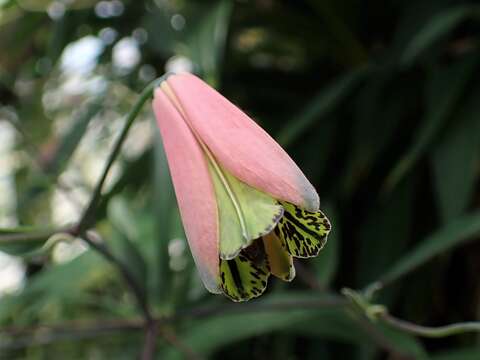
[152,72,331,302]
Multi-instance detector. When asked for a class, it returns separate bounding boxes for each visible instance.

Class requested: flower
[152,72,331,302]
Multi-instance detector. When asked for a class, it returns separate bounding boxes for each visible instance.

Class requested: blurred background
[0,0,480,358]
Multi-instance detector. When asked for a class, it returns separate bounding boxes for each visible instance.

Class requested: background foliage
[0,0,480,359]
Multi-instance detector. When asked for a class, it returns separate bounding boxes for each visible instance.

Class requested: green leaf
[431,347,480,360]
[374,323,427,359]
[401,5,480,65]
[152,126,176,304]
[108,197,148,296]
[45,96,104,176]
[108,197,140,242]
[341,68,414,195]
[378,211,480,286]
[164,292,352,359]
[385,55,478,191]
[0,250,108,325]
[183,0,233,85]
[277,67,367,147]
[313,202,339,286]
[166,308,315,359]
[357,179,413,294]
[432,89,480,223]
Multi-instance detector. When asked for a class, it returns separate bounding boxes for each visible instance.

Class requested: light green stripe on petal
[207,156,283,260]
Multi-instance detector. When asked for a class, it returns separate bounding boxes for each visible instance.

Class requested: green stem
[343,288,480,338]
[78,76,166,232]
[380,313,480,338]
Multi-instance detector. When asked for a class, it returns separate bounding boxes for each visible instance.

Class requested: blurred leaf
[432,89,480,223]
[183,0,233,85]
[98,148,153,220]
[108,197,140,241]
[16,0,96,11]
[385,54,478,191]
[306,0,368,66]
[378,211,480,286]
[108,196,148,292]
[0,227,53,255]
[144,6,179,57]
[374,323,427,359]
[152,126,175,305]
[401,5,480,65]
[277,67,367,147]
[341,69,416,195]
[166,310,315,359]
[165,292,350,359]
[0,250,108,325]
[45,96,104,176]
[431,347,480,360]
[108,197,148,296]
[313,202,339,286]
[357,179,413,294]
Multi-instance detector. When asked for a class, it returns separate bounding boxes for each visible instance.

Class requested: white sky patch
[165,55,194,74]
[61,36,104,76]
[51,188,83,225]
[0,121,24,297]
[52,239,88,264]
[0,252,24,296]
[0,121,18,227]
[47,1,66,20]
[112,37,141,71]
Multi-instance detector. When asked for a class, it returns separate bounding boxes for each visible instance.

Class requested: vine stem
[379,313,480,338]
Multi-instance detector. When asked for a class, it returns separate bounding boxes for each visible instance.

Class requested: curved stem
[380,313,480,338]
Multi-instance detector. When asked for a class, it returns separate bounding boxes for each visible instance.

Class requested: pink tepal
[166,73,319,212]
[152,86,221,294]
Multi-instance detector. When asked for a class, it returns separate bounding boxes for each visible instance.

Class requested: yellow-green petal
[220,240,270,302]
[263,232,295,281]
[207,159,283,260]
[275,202,331,258]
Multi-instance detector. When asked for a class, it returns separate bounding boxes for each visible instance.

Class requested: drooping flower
[152,72,331,302]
